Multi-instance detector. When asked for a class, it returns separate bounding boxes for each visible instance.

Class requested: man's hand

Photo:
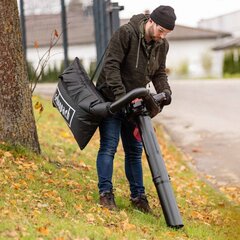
[163,92,172,105]
[160,92,172,109]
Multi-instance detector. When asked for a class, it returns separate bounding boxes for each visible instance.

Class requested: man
[96,5,176,212]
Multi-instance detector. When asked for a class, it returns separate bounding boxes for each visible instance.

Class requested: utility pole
[19,0,27,60]
[60,0,69,68]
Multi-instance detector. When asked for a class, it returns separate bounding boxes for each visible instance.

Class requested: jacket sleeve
[151,40,172,96]
[102,25,131,100]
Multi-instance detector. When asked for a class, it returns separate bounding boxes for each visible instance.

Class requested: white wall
[27,43,96,72]
[167,39,223,78]
[27,40,223,79]
[68,44,96,68]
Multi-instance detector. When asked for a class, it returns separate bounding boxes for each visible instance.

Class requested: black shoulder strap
[90,47,107,82]
[91,24,134,82]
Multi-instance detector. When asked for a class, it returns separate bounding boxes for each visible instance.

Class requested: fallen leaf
[34,102,42,110]
[5,230,18,238]
[37,226,49,236]
[4,151,13,158]
[121,218,136,231]
[86,213,95,224]
[192,148,201,153]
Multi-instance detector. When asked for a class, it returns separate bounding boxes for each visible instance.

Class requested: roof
[25,12,231,48]
[26,12,95,47]
[212,37,240,50]
[166,25,231,40]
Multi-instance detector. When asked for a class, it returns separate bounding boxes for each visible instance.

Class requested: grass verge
[0,95,239,240]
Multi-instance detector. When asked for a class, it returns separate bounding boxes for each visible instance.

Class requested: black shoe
[99,191,117,210]
[131,194,152,213]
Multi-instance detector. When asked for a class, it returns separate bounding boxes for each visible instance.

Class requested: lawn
[0,95,239,239]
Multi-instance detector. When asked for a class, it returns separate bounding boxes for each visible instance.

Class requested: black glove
[163,92,172,105]
[160,92,172,108]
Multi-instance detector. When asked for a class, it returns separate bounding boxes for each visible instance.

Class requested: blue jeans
[96,112,145,198]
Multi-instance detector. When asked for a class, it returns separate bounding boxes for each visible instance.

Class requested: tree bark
[0,0,41,153]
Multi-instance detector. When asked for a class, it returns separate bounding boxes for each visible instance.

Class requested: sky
[21,0,240,28]
[115,0,240,27]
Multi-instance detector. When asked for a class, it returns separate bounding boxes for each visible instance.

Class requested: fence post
[108,2,124,35]
[93,0,124,64]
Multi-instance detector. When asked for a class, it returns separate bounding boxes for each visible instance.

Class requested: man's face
[149,21,172,41]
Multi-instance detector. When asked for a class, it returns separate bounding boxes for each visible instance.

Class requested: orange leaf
[34,40,39,49]
[34,102,42,110]
[34,102,44,114]
[54,29,59,38]
[37,226,49,236]
[86,213,95,224]
[4,151,13,158]
[122,219,136,231]
[75,204,83,213]
[39,105,44,114]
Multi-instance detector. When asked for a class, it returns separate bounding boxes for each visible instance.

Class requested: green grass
[0,95,239,239]
[223,73,240,78]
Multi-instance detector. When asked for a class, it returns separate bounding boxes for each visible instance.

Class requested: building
[198,10,240,37]
[25,4,231,79]
[198,10,240,50]
[166,25,230,78]
[197,10,240,76]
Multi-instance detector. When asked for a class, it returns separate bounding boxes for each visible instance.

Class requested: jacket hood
[128,14,148,36]
[128,14,149,68]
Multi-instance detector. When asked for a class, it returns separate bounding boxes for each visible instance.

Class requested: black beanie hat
[150,5,176,30]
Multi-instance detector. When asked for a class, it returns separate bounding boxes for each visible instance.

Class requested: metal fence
[18,0,123,77]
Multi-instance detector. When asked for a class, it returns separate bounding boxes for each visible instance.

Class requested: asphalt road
[34,80,240,187]
[154,79,240,187]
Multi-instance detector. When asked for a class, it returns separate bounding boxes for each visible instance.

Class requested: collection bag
[52,57,108,150]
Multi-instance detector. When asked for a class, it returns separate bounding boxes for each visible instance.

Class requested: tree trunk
[0,0,41,153]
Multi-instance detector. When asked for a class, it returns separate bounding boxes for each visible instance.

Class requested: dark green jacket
[96,14,172,101]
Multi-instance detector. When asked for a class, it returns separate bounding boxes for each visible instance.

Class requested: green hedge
[27,60,97,83]
[223,48,240,75]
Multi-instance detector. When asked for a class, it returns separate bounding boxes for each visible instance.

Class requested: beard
[148,25,161,42]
